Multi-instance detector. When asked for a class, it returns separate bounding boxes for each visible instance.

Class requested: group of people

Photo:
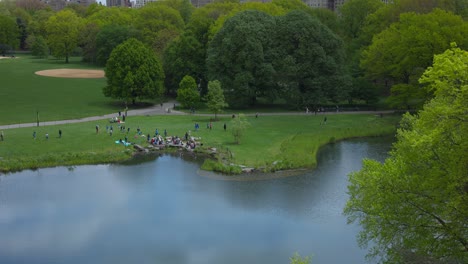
[30,130,62,140]
[146,133,198,150]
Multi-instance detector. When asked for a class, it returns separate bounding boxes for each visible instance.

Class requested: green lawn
[0,113,400,173]
[0,55,119,125]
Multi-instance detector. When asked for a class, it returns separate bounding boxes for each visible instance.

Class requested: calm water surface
[0,138,392,264]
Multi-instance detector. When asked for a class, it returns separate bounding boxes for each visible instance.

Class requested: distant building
[107,0,132,7]
[41,0,96,11]
[134,0,158,8]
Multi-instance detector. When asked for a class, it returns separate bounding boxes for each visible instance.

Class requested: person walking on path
[59,129,62,138]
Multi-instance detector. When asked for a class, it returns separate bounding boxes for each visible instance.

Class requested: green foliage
[230,113,250,144]
[95,24,139,66]
[104,38,165,105]
[273,10,349,107]
[176,75,200,108]
[45,9,84,63]
[163,32,204,94]
[290,252,312,264]
[27,9,54,37]
[339,0,384,39]
[200,159,242,175]
[0,14,19,52]
[152,0,194,24]
[207,10,276,108]
[361,9,468,108]
[208,10,348,108]
[134,3,184,54]
[79,23,99,63]
[28,35,48,58]
[205,80,228,119]
[345,45,468,263]
[86,6,134,28]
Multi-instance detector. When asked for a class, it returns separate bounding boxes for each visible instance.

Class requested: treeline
[0,0,467,109]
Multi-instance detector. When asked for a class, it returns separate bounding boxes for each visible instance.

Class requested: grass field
[0,55,401,173]
[0,55,119,125]
[0,113,400,173]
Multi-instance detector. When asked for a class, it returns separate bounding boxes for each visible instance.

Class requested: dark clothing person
[223,123,226,131]
[59,130,62,138]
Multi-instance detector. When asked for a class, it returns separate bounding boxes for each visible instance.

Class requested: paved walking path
[0,101,395,130]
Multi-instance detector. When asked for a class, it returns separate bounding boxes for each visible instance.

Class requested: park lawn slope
[0,114,400,173]
[0,56,116,125]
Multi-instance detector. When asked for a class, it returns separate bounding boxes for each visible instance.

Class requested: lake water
[0,138,392,264]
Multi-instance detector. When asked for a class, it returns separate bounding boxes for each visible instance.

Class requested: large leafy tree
[207,10,276,107]
[134,3,184,55]
[104,38,165,105]
[95,24,139,66]
[45,9,84,63]
[0,14,19,54]
[361,9,468,109]
[345,44,468,263]
[339,0,384,39]
[176,75,200,109]
[181,2,238,93]
[272,10,349,108]
[28,34,48,58]
[205,80,228,120]
[152,0,194,24]
[163,32,204,95]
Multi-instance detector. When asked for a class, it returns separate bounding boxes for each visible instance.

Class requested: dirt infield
[35,69,105,78]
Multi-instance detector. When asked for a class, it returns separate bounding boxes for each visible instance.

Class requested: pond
[0,137,392,264]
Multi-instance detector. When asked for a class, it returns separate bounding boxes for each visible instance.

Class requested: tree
[79,22,99,63]
[45,9,84,63]
[272,10,349,108]
[230,113,249,144]
[339,0,384,39]
[176,75,200,109]
[0,14,19,54]
[205,80,228,120]
[152,0,194,24]
[104,38,165,105]
[134,3,184,54]
[345,44,468,264]
[27,34,48,58]
[207,10,276,107]
[163,32,204,95]
[95,24,139,66]
[364,9,467,108]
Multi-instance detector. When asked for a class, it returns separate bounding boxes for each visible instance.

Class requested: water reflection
[0,137,392,264]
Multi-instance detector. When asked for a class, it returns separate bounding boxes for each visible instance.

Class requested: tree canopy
[0,14,19,53]
[45,9,84,63]
[104,38,165,105]
[345,44,468,263]
[361,9,468,108]
[205,80,228,120]
[207,10,347,108]
[176,75,200,108]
